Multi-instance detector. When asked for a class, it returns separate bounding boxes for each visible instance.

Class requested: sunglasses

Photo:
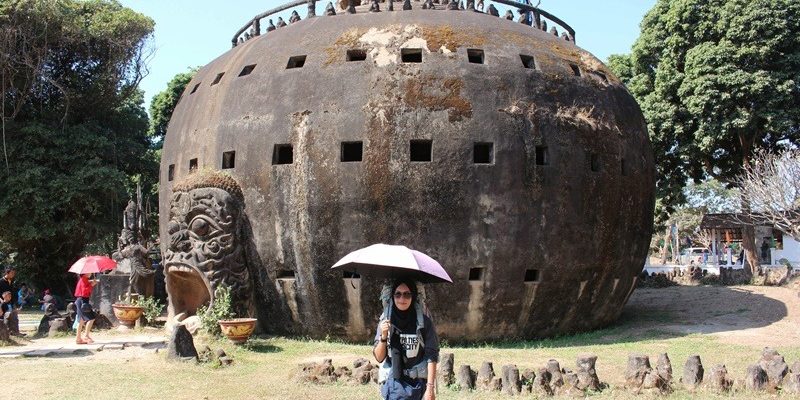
[393,291,413,299]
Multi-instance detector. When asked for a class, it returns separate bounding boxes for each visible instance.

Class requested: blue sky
[120,0,656,112]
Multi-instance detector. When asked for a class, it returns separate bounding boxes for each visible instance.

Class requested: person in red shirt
[74,274,98,344]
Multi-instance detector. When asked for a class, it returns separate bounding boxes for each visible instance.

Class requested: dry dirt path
[623,284,800,348]
[0,333,166,360]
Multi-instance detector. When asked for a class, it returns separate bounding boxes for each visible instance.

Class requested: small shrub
[197,285,235,337]
[447,383,461,391]
[137,296,165,326]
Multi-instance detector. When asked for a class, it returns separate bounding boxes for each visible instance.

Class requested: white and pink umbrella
[331,243,452,283]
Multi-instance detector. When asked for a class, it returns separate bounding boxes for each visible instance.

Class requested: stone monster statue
[164,171,254,333]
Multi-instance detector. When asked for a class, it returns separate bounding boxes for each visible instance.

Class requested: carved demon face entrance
[165,264,212,329]
[164,174,252,333]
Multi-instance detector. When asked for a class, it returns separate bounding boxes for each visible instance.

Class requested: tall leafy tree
[0,0,156,290]
[609,0,800,274]
[148,68,197,150]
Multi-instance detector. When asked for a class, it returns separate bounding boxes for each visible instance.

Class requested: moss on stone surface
[402,75,473,123]
[422,25,487,53]
[172,169,244,201]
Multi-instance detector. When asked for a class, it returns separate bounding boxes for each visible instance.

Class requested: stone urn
[112,304,144,328]
[218,318,257,344]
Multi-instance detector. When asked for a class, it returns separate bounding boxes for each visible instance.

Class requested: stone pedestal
[90,274,130,324]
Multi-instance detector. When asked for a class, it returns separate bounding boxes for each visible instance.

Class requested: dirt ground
[624,284,800,347]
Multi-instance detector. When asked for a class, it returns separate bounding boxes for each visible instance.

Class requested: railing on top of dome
[231,0,576,48]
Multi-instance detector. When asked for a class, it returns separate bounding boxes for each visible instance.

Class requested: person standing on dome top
[373,278,439,400]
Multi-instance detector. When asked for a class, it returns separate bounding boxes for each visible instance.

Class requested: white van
[680,247,709,265]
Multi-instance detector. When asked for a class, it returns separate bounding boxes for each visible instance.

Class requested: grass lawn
[4,328,799,399]
[4,285,800,399]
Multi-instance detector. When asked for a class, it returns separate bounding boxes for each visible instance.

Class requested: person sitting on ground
[1,291,13,314]
[17,283,34,309]
[40,288,56,311]
[1,290,20,336]
[73,273,98,344]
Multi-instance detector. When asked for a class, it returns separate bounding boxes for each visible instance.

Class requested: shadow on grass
[447,285,787,350]
[0,348,93,358]
[242,338,282,353]
[44,349,94,358]
[449,324,674,351]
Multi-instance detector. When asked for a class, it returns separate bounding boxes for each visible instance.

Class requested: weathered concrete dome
[159,6,655,341]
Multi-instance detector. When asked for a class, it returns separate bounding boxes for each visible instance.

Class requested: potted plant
[198,285,257,344]
[112,293,144,328]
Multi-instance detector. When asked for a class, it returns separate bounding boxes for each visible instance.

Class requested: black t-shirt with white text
[375,314,440,368]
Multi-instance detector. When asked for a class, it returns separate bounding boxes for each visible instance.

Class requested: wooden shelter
[700,213,782,266]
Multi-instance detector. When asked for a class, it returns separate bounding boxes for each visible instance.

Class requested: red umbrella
[68,256,117,275]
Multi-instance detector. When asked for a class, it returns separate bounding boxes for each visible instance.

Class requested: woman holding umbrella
[74,273,98,344]
[68,256,116,344]
[332,244,451,400]
[373,278,439,400]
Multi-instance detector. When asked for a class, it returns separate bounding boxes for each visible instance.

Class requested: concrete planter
[112,304,144,328]
[219,318,257,344]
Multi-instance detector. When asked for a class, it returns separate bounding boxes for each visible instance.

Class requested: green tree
[0,0,156,290]
[684,179,739,215]
[148,68,197,149]
[609,0,800,274]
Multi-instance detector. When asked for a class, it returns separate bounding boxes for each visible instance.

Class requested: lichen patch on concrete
[370,47,397,68]
[357,25,429,67]
[400,37,428,50]
[554,104,621,135]
[402,76,473,123]
[324,28,365,65]
[422,25,487,53]
[359,26,400,47]
[336,28,363,47]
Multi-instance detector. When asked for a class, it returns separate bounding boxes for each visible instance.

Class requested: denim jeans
[380,377,426,400]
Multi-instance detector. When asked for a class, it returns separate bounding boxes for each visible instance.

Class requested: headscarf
[390,278,418,333]
[380,278,428,378]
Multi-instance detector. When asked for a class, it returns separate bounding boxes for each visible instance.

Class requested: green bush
[136,296,165,326]
[197,285,235,337]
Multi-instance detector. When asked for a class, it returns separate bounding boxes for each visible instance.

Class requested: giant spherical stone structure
[159,4,655,341]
